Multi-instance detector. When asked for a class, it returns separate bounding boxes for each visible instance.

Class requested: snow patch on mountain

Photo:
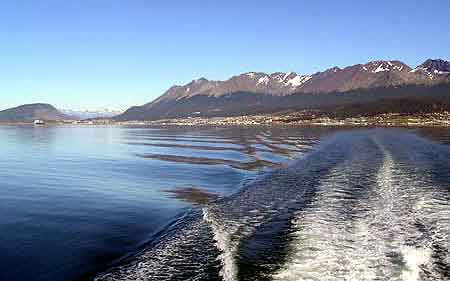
[373,63,391,73]
[285,75,312,87]
[246,72,257,79]
[283,72,293,81]
[369,61,408,73]
[257,76,270,86]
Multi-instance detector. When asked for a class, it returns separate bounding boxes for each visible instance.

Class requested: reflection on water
[164,187,220,206]
[0,125,327,281]
[418,127,450,146]
[126,127,324,170]
[136,153,280,171]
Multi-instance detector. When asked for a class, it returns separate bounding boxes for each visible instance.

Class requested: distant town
[12,111,448,127]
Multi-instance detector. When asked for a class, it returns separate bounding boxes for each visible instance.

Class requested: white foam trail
[274,137,450,281]
[400,246,432,281]
[95,212,220,281]
[273,164,386,280]
[203,208,238,281]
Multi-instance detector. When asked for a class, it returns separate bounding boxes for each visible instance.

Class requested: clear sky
[1,0,449,110]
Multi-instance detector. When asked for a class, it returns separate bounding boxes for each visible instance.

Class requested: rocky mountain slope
[116,59,450,120]
[0,103,74,122]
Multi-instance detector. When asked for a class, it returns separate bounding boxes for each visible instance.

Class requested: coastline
[2,112,449,128]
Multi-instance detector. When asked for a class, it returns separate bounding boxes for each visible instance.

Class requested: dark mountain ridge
[116,58,450,121]
[0,103,74,122]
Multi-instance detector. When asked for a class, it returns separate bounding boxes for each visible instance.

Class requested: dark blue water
[0,125,323,281]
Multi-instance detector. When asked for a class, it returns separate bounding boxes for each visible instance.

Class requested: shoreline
[1,114,450,128]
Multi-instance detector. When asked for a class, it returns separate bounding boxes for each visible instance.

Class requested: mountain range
[2,59,450,122]
[116,59,450,120]
[60,108,123,119]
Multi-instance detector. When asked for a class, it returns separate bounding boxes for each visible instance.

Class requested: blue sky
[1,0,449,110]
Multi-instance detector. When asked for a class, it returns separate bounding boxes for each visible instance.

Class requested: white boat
[33,120,45,125]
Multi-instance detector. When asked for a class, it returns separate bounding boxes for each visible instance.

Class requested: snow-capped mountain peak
[242,71,312,88]
[411,59,450,78]
[265,72,313,88]
[61,108,123,119]
[363,60,409,73]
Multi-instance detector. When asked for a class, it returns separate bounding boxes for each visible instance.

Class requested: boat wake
[274,132,450,281]
[95,129,450,281]
[95,211,222,281]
